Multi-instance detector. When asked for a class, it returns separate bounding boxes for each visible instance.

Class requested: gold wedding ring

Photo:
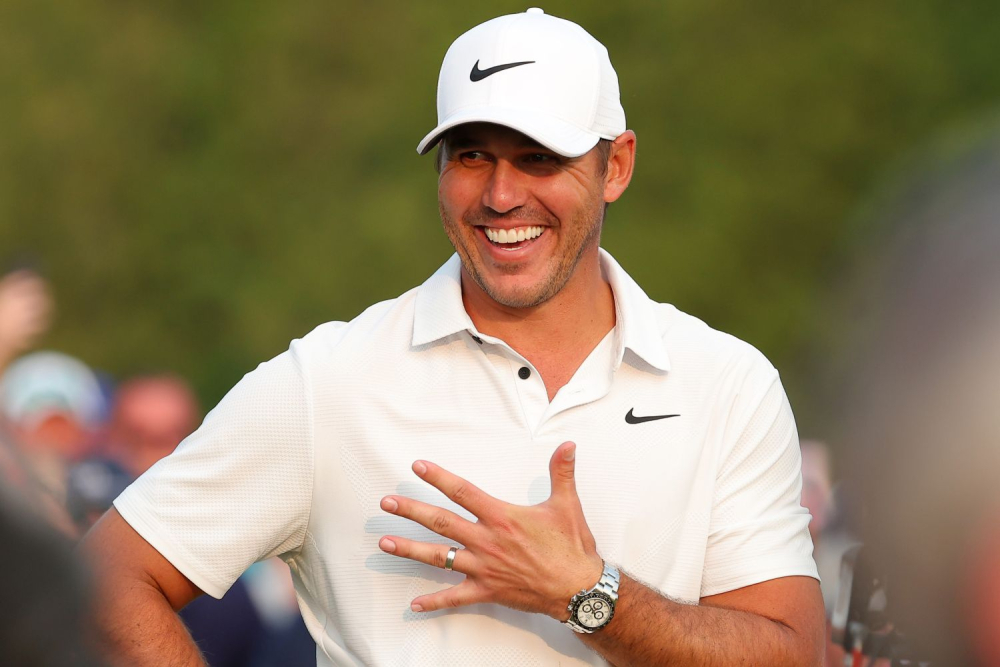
[444,546,459,571]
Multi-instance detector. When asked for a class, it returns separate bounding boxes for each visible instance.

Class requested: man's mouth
[483,226,545,248]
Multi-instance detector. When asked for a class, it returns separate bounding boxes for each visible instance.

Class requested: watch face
[575,592,614,629]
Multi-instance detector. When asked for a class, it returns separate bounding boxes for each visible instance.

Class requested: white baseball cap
[416,8,626,158]
[0,351,106,430]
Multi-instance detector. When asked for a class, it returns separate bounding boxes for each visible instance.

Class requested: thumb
[548,441,579,502]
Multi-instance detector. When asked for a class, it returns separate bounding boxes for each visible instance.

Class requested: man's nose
[481,159,526,214]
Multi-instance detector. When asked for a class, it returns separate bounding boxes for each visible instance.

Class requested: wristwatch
[563,562,620,633]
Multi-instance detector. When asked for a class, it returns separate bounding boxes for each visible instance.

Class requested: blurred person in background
[1,350,107,537]
[835,124,1000,665]
[0,271,103,662]
[66,457,134,535]
[0,268,54,506]
[107,374,200,477]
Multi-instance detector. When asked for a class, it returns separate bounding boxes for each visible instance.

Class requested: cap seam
[584,41,602,134]
[488,15,519,110]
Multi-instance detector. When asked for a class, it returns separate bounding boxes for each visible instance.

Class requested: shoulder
[287,287,420,366]
[604,250,776,385]
[653,302,777,384]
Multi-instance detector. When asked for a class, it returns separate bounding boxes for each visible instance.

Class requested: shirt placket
[469,331,548,434]
[541,331,617,424]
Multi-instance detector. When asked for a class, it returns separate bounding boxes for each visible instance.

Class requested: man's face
[112,379,198,475]
[437,123,609,309]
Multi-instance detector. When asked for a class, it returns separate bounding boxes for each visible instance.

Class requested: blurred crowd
[791,129,1000,666]
[0,269,316,666]
[3,130,1000,666]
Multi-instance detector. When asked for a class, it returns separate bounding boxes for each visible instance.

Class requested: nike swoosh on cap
[470,59,536,82]
[625,409,680,424]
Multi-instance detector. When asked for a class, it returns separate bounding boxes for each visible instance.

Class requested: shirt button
[471,335,483,344]
[518,366,531,380]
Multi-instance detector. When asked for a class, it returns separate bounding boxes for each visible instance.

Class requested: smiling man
[83,9,823,666]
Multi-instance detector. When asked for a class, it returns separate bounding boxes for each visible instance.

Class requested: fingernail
[381,497,398,512]
[380,538,396,553]
[410,602,423,612]
[563,444,576,461]
[413,461,427,475]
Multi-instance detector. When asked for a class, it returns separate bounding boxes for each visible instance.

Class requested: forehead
[443,123,549,151]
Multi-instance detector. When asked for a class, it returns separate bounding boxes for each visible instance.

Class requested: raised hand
[378,441,604,618]
[0,270,52,369]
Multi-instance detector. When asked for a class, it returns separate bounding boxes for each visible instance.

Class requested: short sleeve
[700,373,818,598]
[113,345,314,599]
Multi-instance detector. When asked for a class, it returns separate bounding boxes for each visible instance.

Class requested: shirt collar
[411,250,671,372]
[599,249,671,372]
[411,254,477,346]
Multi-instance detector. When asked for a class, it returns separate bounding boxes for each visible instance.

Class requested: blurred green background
[3,0,1000,438]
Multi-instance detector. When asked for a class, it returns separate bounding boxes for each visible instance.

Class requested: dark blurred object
[835,124,1000,665]
[830,544,914,664]
[0,493,103,666]
[180,578,265,667]
[179,563,316,667]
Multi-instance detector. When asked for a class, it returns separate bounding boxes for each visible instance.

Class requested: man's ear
[603,130,636,204]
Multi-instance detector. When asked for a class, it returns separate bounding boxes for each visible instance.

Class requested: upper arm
[109,346,315,598]
[80,507,203,611]
[702,371,818,596]
[701,575,825,664]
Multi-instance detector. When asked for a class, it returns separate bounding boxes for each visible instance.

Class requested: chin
[481,276,560,309]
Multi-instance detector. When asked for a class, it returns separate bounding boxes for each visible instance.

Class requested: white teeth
[485,226,544,244]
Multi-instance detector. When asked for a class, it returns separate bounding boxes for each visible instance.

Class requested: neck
[461,249,616,399]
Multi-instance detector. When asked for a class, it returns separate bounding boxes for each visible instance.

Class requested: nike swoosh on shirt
[625,409,680,424]
[470,59,536,82]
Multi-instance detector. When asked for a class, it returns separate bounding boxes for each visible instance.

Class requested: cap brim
[416,107,604,158]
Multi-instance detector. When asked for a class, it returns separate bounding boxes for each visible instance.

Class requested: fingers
[379,536,472,573]
[380,495,475,544]
[377,537,485,613]
[412,460,494,517]
[547,441,579,503]
[410,579,485,613]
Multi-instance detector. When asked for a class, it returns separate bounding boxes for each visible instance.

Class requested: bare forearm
[93,579,206,667]
[580,574,821,667]
[81,509,209,666]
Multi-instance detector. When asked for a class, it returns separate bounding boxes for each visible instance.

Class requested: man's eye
[524,153,561,167]
[460,151,486,162]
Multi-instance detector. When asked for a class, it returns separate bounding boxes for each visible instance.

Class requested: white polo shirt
[115,250,817,667]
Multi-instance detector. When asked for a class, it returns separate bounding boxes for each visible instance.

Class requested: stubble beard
[439,200,605,310]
